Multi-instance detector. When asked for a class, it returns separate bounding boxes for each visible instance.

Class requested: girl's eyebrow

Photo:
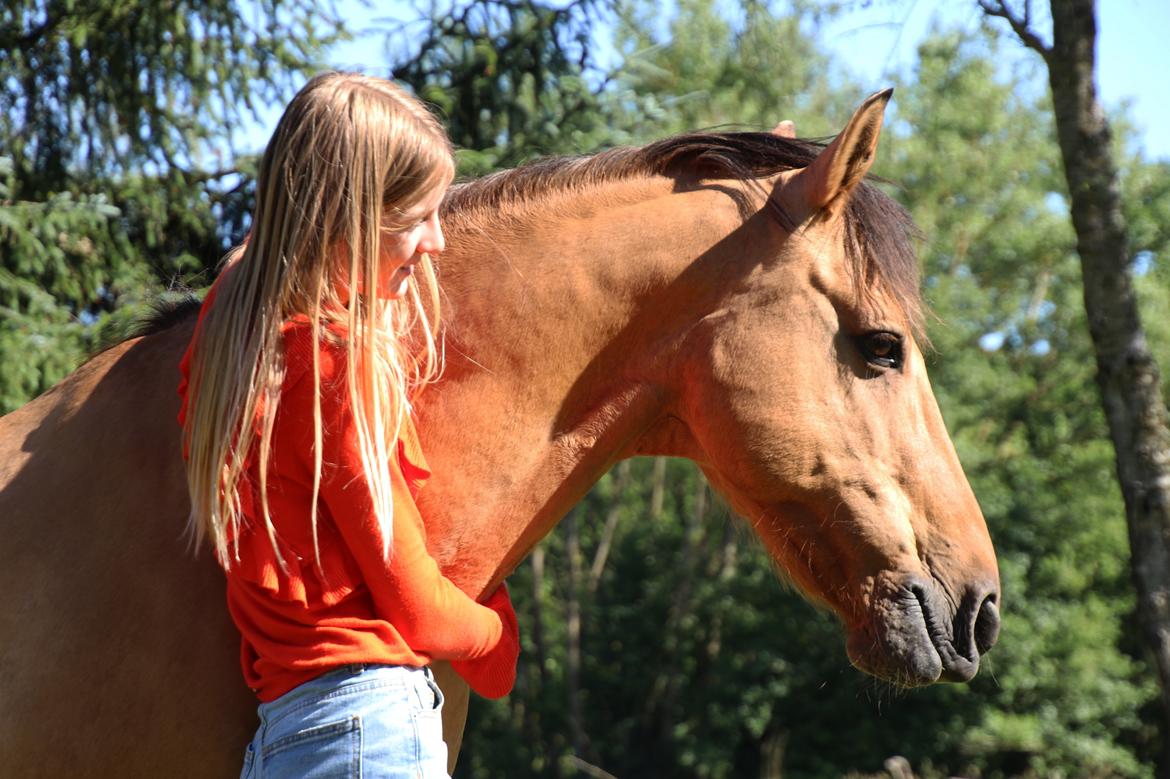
[398,201,436,220]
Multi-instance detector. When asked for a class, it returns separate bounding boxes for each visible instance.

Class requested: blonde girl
[178,72,519,778]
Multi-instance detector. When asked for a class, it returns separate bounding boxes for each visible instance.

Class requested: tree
[613,0,854,139]
[0,0,342,412]
[979,0,1170,769]
[384,0,622,175]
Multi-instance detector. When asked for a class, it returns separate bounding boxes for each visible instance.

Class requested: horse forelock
[843,181,926,345]
[445,131,925,342]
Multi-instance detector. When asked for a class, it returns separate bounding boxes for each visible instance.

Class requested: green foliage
[0,0,341,412]
[386,0,625,174]
[0,155,124,409]
[614,0,855,138]
[1,1,339,191]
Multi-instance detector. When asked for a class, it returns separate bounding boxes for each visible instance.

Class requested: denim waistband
[258,664,431,726]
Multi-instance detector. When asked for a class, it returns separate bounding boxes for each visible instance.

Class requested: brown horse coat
[0,92,998,776]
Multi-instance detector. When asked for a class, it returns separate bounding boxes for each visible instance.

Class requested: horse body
[0,323,252,776]
[0,93,998,775]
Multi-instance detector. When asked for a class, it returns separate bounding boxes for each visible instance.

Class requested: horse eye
[858,331,903,369]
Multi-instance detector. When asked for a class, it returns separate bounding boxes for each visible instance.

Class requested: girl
[178,72,518,778]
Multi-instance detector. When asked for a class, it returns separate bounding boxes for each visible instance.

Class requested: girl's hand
[450,583,520,698]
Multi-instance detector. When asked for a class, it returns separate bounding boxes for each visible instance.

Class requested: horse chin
[844,576,990,687]
[845,587,943,687]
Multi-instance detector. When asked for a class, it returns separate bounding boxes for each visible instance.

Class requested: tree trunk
[703,521,740,666]
[565,507,588,760]
[527,545,555,775]
[759,725,788,779]
[642,476,709,745]
[1034,0,1170,766]
[589,460,631,594]
[649,456,667,520]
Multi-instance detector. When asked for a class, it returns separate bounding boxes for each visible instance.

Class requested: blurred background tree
[3,0,1168,776]
[0,0,341,411]
[976,0,1170,770]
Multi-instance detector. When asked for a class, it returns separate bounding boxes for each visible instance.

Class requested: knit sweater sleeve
[280,335,519,696]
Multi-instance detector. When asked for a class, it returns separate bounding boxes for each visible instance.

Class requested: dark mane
[114,133,923,353]
[95,293,202,357]
[446,132,924,339]
[124,294,203,340]
[446,133,824,213]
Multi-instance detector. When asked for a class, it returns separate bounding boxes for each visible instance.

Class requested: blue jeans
[240,665,449,778]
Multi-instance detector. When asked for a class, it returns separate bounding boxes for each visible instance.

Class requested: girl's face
[377,186,447,299]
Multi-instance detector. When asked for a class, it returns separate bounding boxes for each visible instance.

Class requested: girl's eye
[407,212,435,230]
[858,331,903,369]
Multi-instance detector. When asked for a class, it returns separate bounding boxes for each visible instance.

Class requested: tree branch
[978,0,1052,57]
[565,756,619,779]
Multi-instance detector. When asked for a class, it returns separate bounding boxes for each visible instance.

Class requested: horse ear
[785,88,892,218]
[771,120,796,138]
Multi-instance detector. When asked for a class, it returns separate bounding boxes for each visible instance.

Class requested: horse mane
[91,293,203,360]
[126,294,203,339]
[116,131,924,348]
[446,131,925,339]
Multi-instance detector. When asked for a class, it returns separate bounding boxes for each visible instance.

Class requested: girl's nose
[421,220,445,256]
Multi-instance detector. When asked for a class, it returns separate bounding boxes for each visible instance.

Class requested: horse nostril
[973,593,1000,655]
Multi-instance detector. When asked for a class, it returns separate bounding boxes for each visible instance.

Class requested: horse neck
[413,175,755,594]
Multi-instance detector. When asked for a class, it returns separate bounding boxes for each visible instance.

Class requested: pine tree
[0,0,342,411]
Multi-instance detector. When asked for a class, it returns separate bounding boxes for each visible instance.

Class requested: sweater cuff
[450,649,518,699]
[450,583,520,698]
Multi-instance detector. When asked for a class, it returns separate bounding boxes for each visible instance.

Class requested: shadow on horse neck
[419,133,917,572]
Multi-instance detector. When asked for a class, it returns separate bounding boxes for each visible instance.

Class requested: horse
[0,90,999,776]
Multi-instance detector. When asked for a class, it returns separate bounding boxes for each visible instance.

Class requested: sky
[819,0,1169,160]
[253,0,1168,161]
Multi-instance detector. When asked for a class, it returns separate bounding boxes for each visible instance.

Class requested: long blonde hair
[184,72,450,570]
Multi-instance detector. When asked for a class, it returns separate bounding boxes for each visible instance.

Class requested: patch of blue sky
[820,0,1169,161]
[979,330,1006,351]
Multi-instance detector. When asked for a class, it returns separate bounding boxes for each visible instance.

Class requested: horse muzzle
[846,574,1001,686]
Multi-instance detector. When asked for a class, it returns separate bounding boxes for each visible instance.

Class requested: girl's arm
[449,583,520,698]
[326,443,519,698]
[280,335,518,697]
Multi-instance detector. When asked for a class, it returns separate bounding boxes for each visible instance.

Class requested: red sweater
[178,279,518,702]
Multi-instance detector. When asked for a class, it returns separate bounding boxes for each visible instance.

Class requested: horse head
[664,90,1000,685]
